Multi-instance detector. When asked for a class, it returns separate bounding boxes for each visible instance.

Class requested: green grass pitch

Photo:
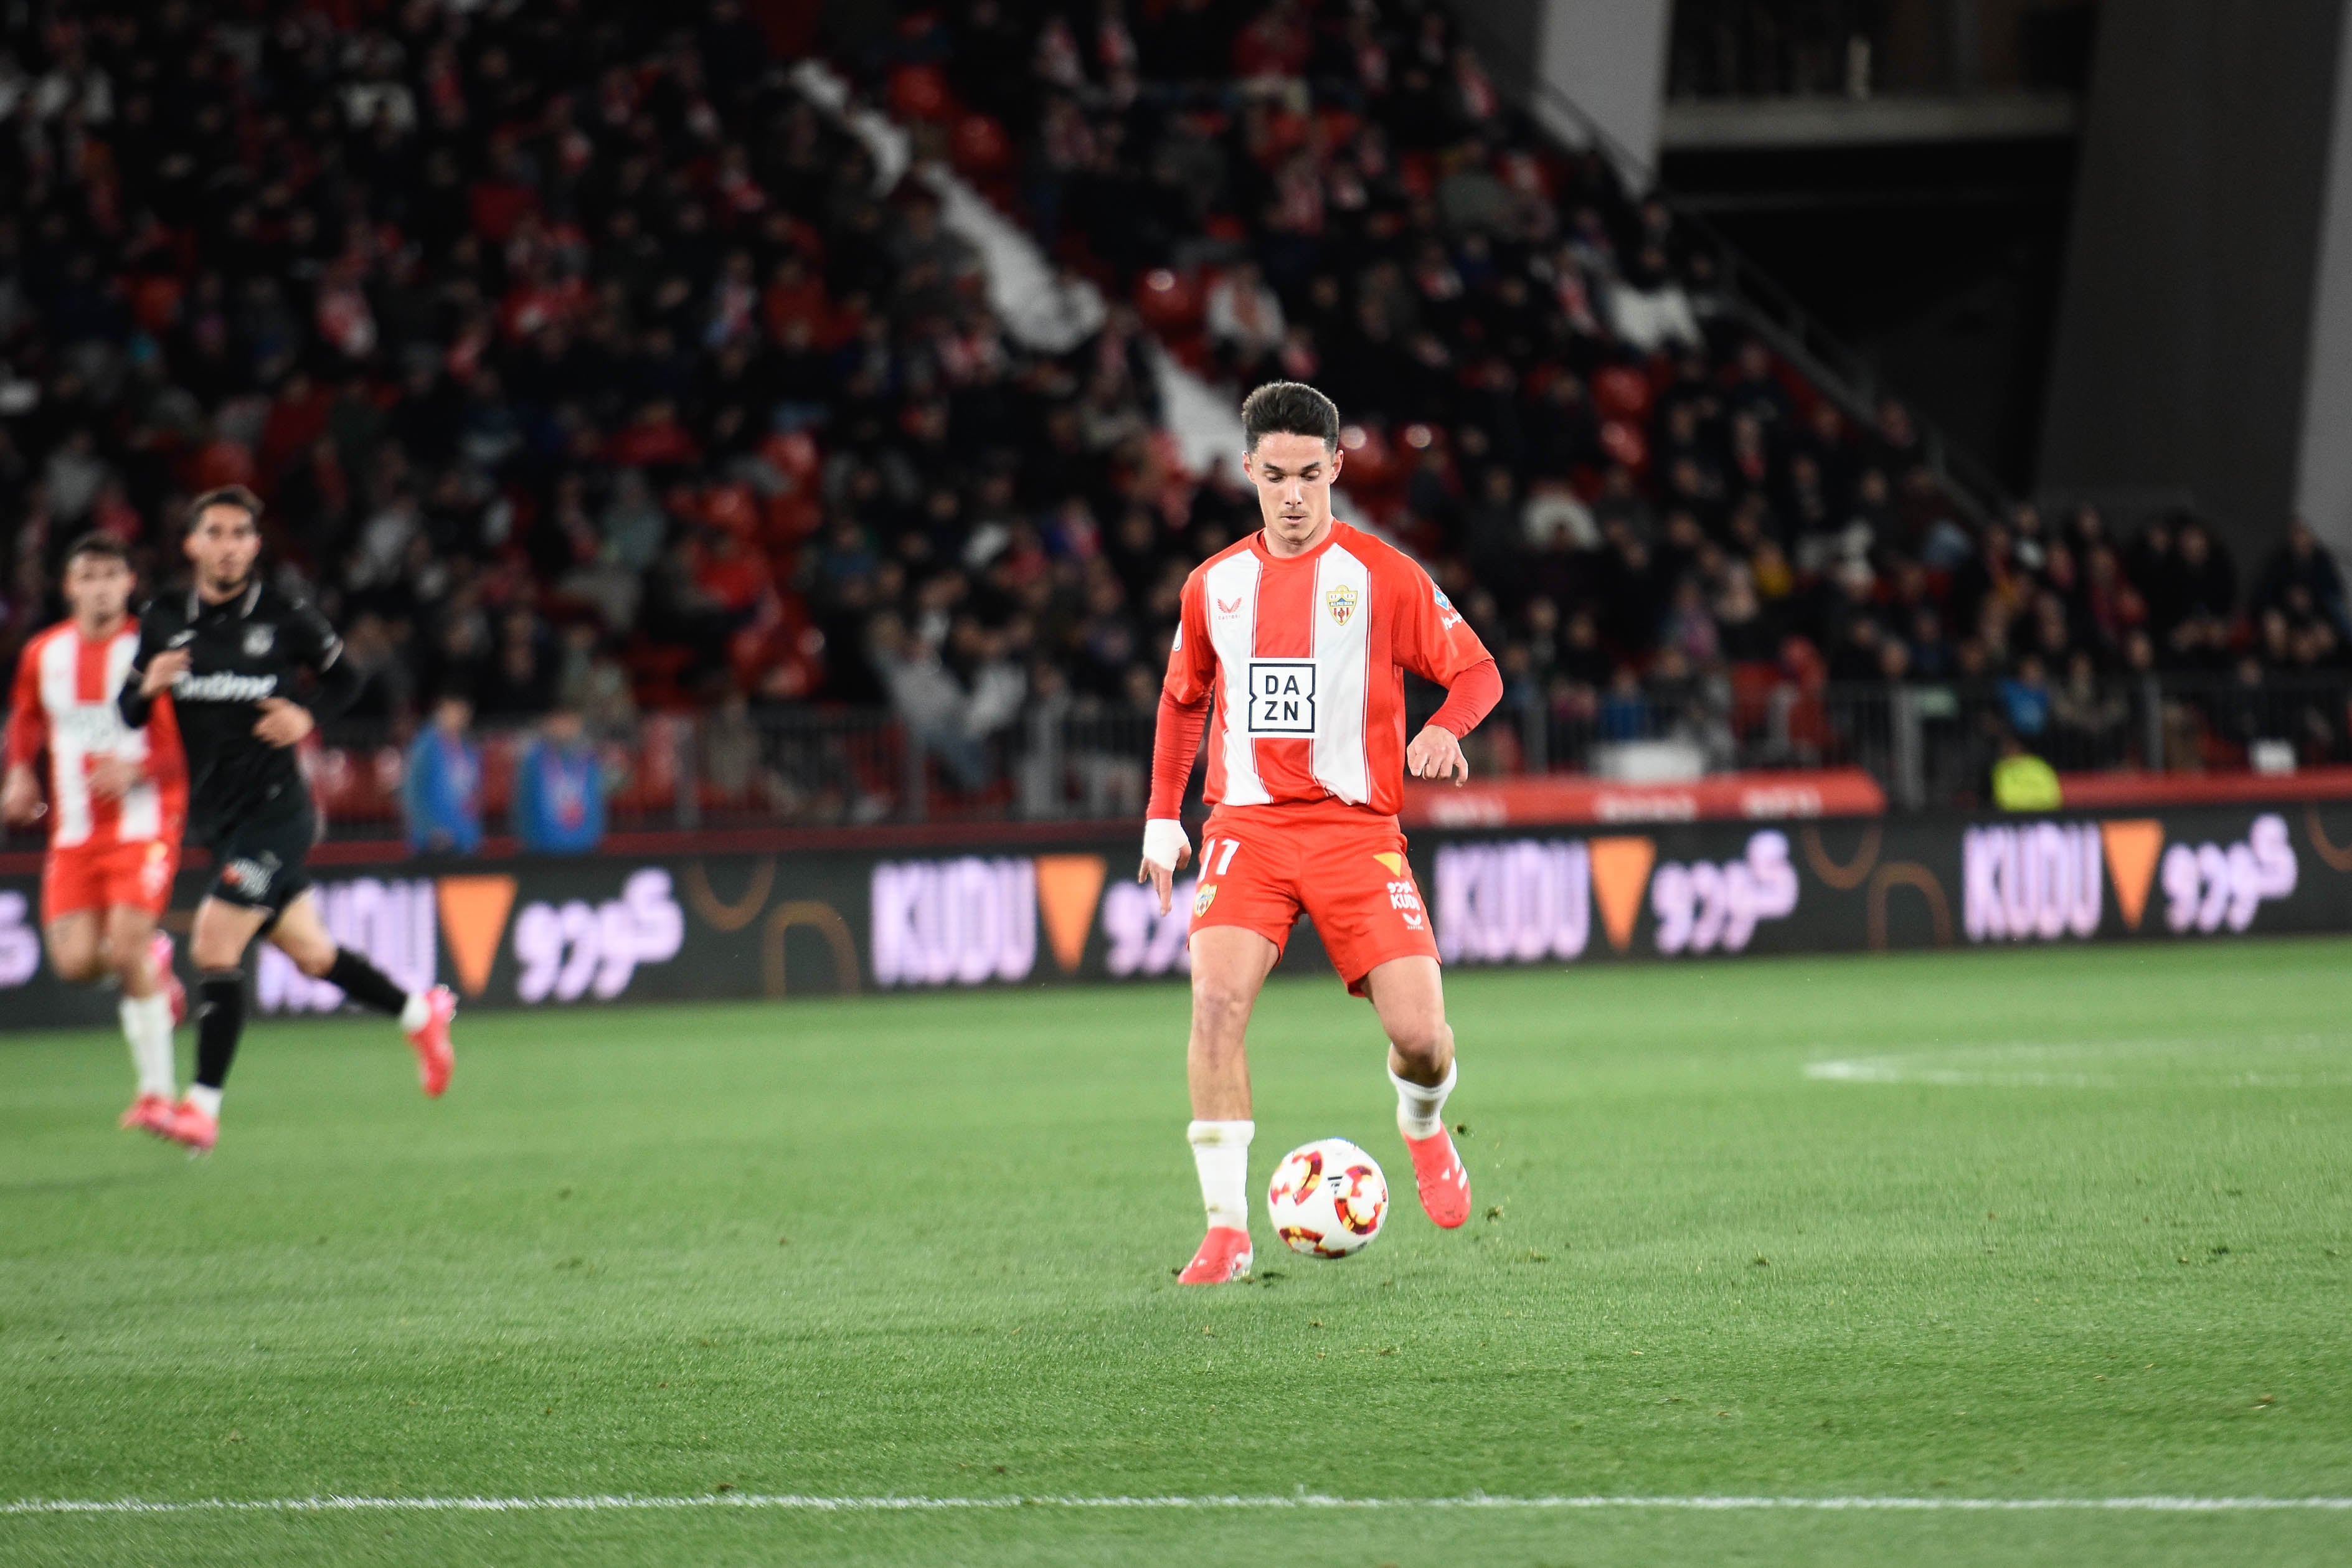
[3,938,2350,1566]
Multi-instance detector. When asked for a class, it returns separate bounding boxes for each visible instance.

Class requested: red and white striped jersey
[4,619,187,849]
[1164,522,1492,817]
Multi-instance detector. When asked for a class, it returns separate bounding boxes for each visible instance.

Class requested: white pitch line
[1803,1032,2352,1090]
[7,1495,2352,1517]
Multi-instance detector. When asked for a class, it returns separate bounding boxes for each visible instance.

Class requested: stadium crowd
[1,0,2348,826]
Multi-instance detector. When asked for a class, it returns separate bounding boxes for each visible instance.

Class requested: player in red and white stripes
[2,534,190,1133]
[1140,383,1503,1284]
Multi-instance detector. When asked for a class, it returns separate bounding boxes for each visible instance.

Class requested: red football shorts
[1191,800,1438,995]
[42,838,178,925]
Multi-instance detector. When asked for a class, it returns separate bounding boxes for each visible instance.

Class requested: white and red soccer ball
[1267,1138,1388,1259]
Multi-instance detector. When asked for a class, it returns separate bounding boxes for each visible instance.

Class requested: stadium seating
[0,0,2346,836]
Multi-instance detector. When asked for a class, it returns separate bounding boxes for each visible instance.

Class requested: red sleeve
[1147,689,1209,819]
[4,638,46,770]
[140,691,186,790]
[1427,656,1503,738]
[1160,569,1216,705]
[1147,573,1216,818]
[1389,555,1492,687]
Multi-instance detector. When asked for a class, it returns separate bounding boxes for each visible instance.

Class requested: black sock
[325,948,410,1017]
[194,971,245,1090]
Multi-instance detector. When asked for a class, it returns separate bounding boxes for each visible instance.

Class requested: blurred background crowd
[1,0,2346,839]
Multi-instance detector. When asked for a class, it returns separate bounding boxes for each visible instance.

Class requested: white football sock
[119,993,177,1100]
[399,991,430,1031]
[1391,1061,1457,1140]
[1187,1119,1253,1232]
[186,1084,222,1118]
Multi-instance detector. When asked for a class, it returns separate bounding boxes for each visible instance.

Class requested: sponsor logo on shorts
[1325,584,1359,626]
[1386,877,1425,929]
[1194,884,1217,917]
[173,671,280,702]
[139,841,171,899]
[222,856,275,897]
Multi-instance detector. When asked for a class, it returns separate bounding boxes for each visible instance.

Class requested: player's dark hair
[62,532,131,569]
[1240,381,1341,455]
[186,484,264,531]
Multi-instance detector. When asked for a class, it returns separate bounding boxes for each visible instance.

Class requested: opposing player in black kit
[118,488,456,1153]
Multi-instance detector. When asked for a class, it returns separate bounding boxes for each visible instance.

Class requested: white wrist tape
[1141,818,1191,872]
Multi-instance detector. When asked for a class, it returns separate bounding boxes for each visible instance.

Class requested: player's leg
[158,893,276,1149]
[1188,925,1278,1119]
[40,909,106,985]
[266,890,456,1096]
[1179,925,1280,1283]
[1296,826,1470,1229]
[1363,956,1470,1228]
[1174,821,1301,1283]
[44,856,167,1131]
[126,840,188,1026]
[1365,954,1454,1087]
[102,901,178,1123]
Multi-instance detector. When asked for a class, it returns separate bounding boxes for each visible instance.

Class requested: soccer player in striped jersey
[1139,382,1504,1284]
[2,534,191,1133]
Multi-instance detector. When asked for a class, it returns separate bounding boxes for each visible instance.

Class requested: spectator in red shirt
[1235,0,1313,81]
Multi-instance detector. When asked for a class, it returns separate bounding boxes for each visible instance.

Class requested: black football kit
[119,579,363,918]
[118,577,414,1098]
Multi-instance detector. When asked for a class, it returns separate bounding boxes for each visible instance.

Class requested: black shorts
[198,797,318,926]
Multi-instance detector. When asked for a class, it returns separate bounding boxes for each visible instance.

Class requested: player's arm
[1395,564,1503,788]
[2,646,47,824]
[140,691,187,795]
[120,615,184,725]
[1140,575,1216,914]
[87,634,174,802]
[255,602,362,747]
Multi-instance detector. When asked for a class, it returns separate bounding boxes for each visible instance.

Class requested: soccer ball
[1267,1138,1388,1259]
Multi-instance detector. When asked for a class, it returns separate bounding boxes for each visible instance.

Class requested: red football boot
[155,1098,219,1153]
[149,931,186,1027]
[1177,1225,1253,1285]
[118,1093,174,1135]
[405,985,456,1097]
[1403,1128,1471,1229]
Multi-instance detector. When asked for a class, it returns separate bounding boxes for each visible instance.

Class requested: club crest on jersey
[244,624,275,657]
[1325,584,1359,626]
[1194,884,1217,917]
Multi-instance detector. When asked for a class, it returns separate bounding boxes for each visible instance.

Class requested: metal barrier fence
[4,674,2346,844]
[1514,673,2351,811]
